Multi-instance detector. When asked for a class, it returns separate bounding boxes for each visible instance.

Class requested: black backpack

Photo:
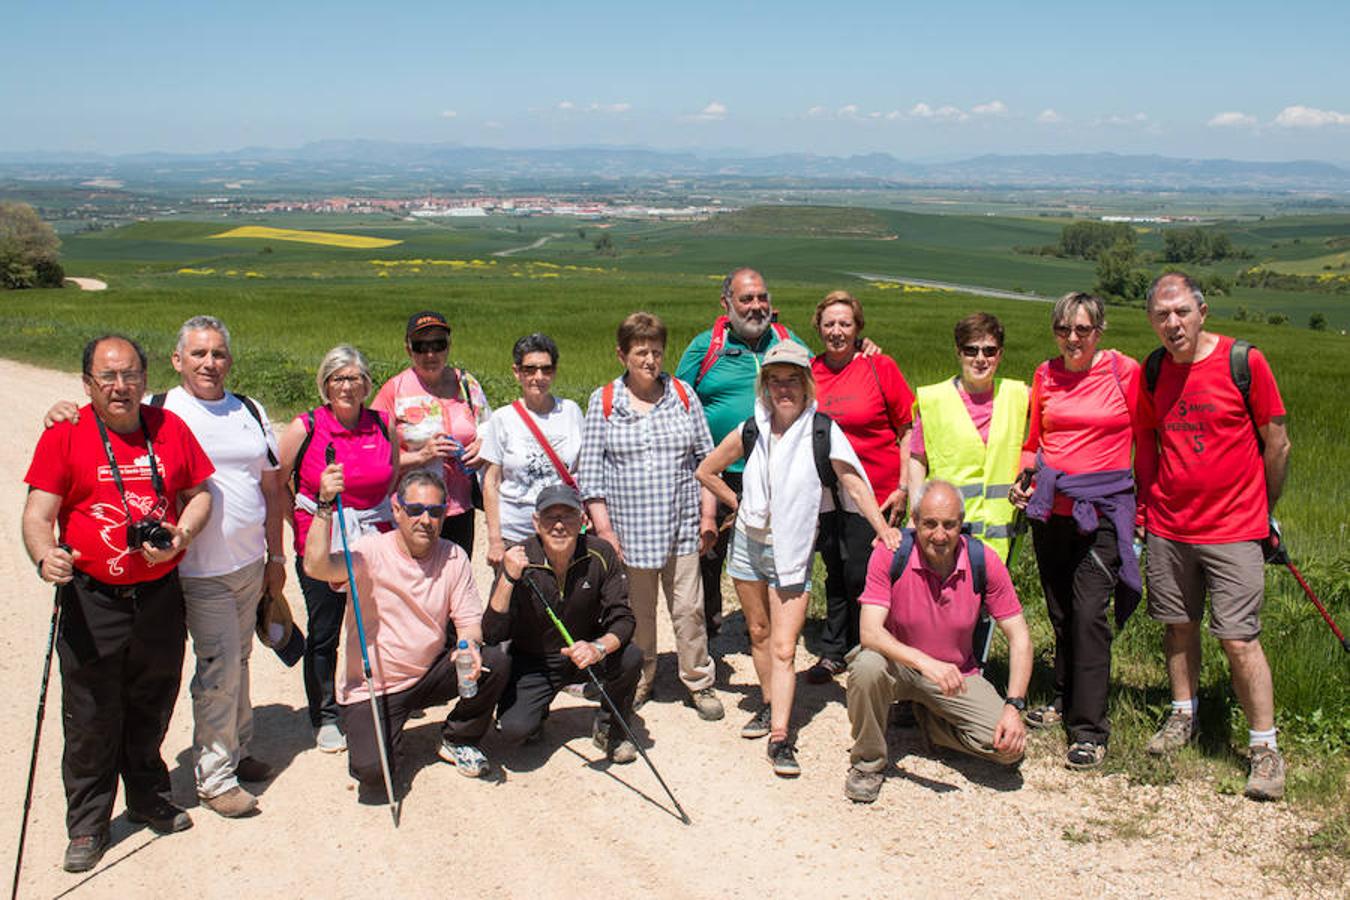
[887,527,993,667]
[1144,339,1261,450]
[740,410,840,511]
[147,391,278,467]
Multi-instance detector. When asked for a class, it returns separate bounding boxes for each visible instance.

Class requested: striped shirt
[579,374,713,569]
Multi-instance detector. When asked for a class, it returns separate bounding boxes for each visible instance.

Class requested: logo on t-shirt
[90,489,159,578]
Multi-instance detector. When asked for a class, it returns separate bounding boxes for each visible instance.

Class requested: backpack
[740,410,840,511]
[147,391,278,467]
[601,377,690,418]
[887,527,993,667]
[694,315,791,388]
[1144,339,1260,449]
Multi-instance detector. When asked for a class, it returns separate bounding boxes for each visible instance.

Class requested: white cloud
[557,100,576,111]
[909,102,968,121]
[971,100,1007,116]
[1099,112,1149,126]
[1036,108,1063,124]
[439,110,458,119]
[1273,105,1350,127]
[694,101,728,121]
[805,105,830,118]
[884,109,903,120]
[585,102,631,113]
[910,102,934,117]
[838,104,860,118]
[1207,111,1257,128]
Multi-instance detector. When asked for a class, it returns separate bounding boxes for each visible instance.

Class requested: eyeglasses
[89,369,146,386]
[517,364,555,376]
[399,497,447,519]
[328,374,365,386]
[538,509,582,527]
[410,338,449,354]
[735,292,770,304]
[1053,324,1097,339]
[960,345,1001,358]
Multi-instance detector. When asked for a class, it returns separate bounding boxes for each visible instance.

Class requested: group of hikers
[21,266,1290,874]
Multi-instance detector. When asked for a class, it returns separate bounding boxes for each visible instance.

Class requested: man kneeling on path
[303,468,508,802]
[486,485,643,763]
[844,480,1031,803]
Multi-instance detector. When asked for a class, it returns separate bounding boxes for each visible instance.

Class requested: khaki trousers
[626,552,714,694]
[847,647,1022,772]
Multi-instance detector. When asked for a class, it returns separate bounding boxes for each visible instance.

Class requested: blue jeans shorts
[728,526,810,594]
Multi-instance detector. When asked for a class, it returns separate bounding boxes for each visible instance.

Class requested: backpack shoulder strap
[291,409,316,494]
[1144,347,1166,394]
[146,392,166,408]
[812,411,838,489]
[967,536,987,602]
[601,381,616,419]
[233,392,279,466]
[739,416,759,465]
[889,529,916,586]
[694,317,731,388]
[1229,339,1262,450]
[770,322,790,341]
[670,378,691,411]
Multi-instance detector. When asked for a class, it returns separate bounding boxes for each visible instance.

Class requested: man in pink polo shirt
[303,468,509,803]
[844,480,1032,803]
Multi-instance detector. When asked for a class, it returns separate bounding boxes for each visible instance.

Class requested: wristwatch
[591,641,608,660]
[1004,696,1027,711]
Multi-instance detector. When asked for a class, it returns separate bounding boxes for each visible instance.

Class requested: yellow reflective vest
[914,377,1028,561]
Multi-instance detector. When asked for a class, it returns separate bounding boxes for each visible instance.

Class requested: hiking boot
[633,685,653,712]
[1024,704,1062,729]
[438,741,489,778]
[63,831,109,873]
[844,766,883,803]
[315,723,347,754]
[687,687,725,721]
[767,739,801,777]
[235,756,274,782]
[1244,746,1286,801]
[591,715,637,764]
[126,799,193,835]
[1146,711,1197,756]
[200,786,258,818]
[741,704,772,740]
[805,656,846,685]
[1065,741,1107,770]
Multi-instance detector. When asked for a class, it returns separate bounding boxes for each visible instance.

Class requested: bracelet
[502,571,520,585]
[316,498,334,512]
[591,641,608,660]
[267,554,286,564]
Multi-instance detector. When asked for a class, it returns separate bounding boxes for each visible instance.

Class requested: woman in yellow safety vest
[906,313,1028,564]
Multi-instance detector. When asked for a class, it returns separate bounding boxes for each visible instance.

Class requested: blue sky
[5,0,1349,161]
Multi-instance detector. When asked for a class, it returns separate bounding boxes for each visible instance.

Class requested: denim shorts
[728,526,810,594]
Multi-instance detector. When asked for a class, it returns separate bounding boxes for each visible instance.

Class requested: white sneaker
[316,723,347,753]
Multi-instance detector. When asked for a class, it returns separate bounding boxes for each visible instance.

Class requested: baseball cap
[535,484,583,513]
[406,310,450,339]
[761,341,811,370]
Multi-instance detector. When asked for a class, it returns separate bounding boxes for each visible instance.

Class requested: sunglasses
[960,345,1001,358]
[517,364,555,376]
[1053,324,1097,339]
[399,497,448,519]
[410,338,449,354]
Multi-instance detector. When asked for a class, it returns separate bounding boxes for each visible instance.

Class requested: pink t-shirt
[860,536,1021,676]
[911,381,993,456]
[292,405,395,555]
[372,368,481,516]
[338,531,482,704]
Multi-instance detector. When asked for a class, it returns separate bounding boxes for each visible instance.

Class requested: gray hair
[1147,271,1205,310]
[911,479,966,519]
[721,266,763,302]
[176,315,232,354]
[316,344,372,402]
[397,469,447,502]
[1052,291,1107,333]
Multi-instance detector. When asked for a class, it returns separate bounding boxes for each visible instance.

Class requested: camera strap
[95,414,167,521]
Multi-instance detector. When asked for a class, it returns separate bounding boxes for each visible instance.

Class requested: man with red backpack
[674,268,808,635]
[1136,272,1292,801]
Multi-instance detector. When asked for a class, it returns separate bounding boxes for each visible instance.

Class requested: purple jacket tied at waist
[1027,461,1142,627]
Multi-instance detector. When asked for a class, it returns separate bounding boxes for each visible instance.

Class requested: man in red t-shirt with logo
[1135,273,1292,801]
[22,335,214,873]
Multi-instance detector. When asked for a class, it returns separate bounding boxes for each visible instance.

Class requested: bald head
[912,480,965,575]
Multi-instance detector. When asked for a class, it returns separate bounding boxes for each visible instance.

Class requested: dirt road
[0,359,1338,899]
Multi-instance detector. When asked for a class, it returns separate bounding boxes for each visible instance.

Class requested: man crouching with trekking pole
[487,485,643,763]
[303,467,508,803]
[22,334,214,873]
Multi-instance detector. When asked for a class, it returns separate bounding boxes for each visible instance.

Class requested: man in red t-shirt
[22,335,214,872]
[1135,273,1292,802]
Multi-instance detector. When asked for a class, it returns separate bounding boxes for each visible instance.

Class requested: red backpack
[601,377,690,418]
[694,315,790,387]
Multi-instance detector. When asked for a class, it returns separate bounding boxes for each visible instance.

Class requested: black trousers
[440,510,475,558]
[295,560,346,728]
[1030,515,1120,745]
[57,570,187,838]
[340,642,510,790]
[699,470,742,635]
[496,644,643,745]
[816,509,876,663]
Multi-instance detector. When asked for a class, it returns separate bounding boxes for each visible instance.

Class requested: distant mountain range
[3,142,1348,192]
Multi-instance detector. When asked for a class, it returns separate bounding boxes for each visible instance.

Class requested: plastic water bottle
[455,639,478,698]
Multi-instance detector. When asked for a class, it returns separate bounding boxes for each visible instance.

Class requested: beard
[726,303,770,342]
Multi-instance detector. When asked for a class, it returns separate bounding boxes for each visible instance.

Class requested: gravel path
[0,358,1341,899]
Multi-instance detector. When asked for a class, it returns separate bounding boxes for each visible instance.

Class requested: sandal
[805,657,846,684]
[1024,704,1062,729]
[1065,740,1106,770]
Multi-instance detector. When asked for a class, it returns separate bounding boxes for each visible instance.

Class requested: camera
[127,517,174,551]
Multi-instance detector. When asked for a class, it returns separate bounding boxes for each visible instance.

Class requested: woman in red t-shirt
[1011,292,1146,771]
[806,291,914,683]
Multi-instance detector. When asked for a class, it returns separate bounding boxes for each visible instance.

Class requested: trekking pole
[1002,468,1036,566]
[12,545,69,900]
[976,469,1035,667]
[325,446,400,825]
[520,575,691,825]
[1265,521,1349,654]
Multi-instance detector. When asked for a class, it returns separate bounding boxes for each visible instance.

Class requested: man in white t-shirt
[42,317,286,819]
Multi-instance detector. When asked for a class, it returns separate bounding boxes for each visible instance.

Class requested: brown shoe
[200,786,258,818]
[1244,746,1286,801]
[63,831,110,873]
[235,756,274,782]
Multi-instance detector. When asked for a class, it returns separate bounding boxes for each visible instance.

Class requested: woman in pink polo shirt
[278,344,397,754]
